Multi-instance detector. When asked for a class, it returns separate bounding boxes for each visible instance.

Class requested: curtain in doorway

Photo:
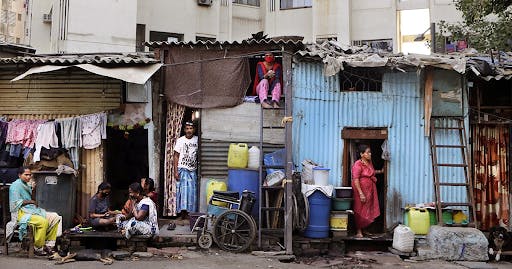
[473,125,510,230]
[163,102,185,216]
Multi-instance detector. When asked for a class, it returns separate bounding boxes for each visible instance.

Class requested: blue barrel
[304,190,331,238]
[228,169,260,219]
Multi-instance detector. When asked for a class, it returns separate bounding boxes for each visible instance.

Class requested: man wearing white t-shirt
[173,122,198,218]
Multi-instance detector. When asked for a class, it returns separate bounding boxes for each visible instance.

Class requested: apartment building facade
[0,0,26,44]
[25,0,462,54]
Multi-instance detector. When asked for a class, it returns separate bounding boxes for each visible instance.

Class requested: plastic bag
[381,139,390,161]
[264,149,286,175]
[301,159,318,185]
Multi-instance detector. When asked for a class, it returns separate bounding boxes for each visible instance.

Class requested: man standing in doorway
[173,122,198,220]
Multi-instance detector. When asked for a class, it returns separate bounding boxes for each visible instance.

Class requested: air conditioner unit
[42,13,51,23]
[197,0,212,6]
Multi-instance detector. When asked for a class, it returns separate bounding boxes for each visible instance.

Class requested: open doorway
[105,127,149,210]
[342,128,388,234]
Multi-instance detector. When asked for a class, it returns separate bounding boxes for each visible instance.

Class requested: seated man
[253,52,282,108]
[9,166,61,255]
[119,182,158,239]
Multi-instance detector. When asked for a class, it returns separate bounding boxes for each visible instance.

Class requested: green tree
[438,0,512,51]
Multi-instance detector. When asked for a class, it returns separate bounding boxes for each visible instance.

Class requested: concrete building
[25,0,462,54]
[0,0,26,44]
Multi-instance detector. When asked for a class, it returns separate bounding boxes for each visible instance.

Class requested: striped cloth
[176,168,197,213]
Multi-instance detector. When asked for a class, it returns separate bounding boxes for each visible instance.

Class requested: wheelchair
[192,190,257,252]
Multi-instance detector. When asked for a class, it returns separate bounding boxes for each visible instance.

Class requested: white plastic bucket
[312,167,330,186]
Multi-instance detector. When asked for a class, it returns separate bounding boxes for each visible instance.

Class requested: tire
[212,209,256,252]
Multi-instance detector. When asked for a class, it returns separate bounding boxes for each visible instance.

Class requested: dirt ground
[1,249,512,269]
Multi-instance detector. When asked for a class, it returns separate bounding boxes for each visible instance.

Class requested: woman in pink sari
[351,144,383,238]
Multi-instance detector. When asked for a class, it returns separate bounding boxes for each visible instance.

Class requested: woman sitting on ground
[119,182,159,239]
[88,182,117,229]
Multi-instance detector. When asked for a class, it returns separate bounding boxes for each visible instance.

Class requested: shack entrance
[342,128,388,235]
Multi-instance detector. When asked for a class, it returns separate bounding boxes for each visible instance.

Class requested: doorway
[342,128,388,234]
[105,127,149,209]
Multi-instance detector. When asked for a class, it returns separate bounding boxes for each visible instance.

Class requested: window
[339,67,383,92]
[15,37,20,43]
[232,0,260,6]
[280,0,311,9]
[136,24,146,52]
[149,31,184,42]
[17,13,21,21]
[196,36,216,42]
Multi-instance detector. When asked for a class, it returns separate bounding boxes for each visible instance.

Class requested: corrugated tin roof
[144,39,304,48]
[298,41,512,80]
[0,53,158,65]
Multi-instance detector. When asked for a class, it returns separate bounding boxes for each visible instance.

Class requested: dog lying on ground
[488,226,510,261]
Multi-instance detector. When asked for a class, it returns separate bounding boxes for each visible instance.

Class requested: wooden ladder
[429,116,476,227]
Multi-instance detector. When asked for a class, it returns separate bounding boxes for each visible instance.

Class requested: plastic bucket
[227,169,260,219]
[312,167,330,186]
[303,190,331,238]
[330,212,348,231]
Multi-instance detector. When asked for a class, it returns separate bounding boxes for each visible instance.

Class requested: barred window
[339,68,383,92]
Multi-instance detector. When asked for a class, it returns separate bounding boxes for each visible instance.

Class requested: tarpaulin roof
[297,41,512,80]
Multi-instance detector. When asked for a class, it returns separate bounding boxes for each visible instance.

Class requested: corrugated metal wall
[0,69,122,114]
[292,62,468,228]
[201,139,284,179]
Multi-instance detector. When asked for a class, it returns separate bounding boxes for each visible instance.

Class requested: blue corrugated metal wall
[292,62,468,227]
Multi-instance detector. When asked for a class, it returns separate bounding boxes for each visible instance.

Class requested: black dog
[488,226,510,261]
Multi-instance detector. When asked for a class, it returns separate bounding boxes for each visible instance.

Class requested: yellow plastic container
[330,212,348,230]
[227,143,249,168]
[206,179,227,207]
[406,207,430,235]
[453,210,468,224]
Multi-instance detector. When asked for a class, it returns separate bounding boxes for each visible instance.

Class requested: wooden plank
[424,68,433,136]
[341,128,388,139]
[283,52,293,255]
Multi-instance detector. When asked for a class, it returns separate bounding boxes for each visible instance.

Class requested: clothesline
[0,112,108,170]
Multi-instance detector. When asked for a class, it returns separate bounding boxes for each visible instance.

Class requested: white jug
[247,146,260,169]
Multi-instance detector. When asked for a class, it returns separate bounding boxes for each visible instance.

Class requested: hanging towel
[56,117,82,169]
[81,112,107,149]
[33,122,59,162]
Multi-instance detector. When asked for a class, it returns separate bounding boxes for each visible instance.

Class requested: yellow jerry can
[206,179,227,207]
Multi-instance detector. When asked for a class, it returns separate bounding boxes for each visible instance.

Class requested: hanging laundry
[56,117,82,169]
[6,119,45,148]
[81,112,107,150]
[33,121,59,162]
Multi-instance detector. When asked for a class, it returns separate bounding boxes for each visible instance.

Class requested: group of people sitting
[88,178,159,239]
[8,166,160,256]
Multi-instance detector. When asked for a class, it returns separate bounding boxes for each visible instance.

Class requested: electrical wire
[162,50,294,67]
[469,107,512,122]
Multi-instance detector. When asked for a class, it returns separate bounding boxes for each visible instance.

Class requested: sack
[392,224,415,252]
[301,159,318,185]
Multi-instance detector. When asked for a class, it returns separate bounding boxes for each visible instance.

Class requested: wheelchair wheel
[197,232,213,249]
[212,209,256,252]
